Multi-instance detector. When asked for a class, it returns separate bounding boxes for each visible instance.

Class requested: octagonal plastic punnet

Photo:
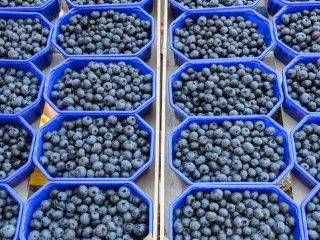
[33,113,154,182]
[169,116,293,185]
[0,12,53,70]
[45,57,155,117]
[268,0,320,16]
[53,7,155,61]
[168,59,283,121]
[65,0,153,13]
[170,9,275,66]
[273,4,320,65]
[0,0,60,21]
[169,184,303,240]
[282,56,320,122]
[290,115,320,187]
[301,184,320,240]
[19,181,153,240]
[169,0,260,18]
[0,62,46,124]
[0,184,23,240]
[0,117,36,187]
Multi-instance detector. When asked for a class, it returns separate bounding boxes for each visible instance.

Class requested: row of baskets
[170,4,320,66]
[1,7,155,70]
[6,58,156,124]
[2,4,320,72]
[168,2,320,240]
[4,181,320,239]
[0,2,157,240]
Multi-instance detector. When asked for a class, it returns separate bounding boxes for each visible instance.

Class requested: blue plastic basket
[53,7,155,62]
[290,115,320,187]
[169,115,293,185]
[168,59,283,120]
[45,57,156,117]
[33,113,154,182]
[301,184,320,240]
[0,62,46,124]
[0,12,53,70]
[65,0,153,13]
[19,181,153,240]
[170,9,275,65]
[0,0,60,21]
[169,184,303,240]
[0,117,36,187]
[273,4,320,65]
[282,56,320,122]
[268,0,320,16]
[0,184,23,240]
[169,0,260,18]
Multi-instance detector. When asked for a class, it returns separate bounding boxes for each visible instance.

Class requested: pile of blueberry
[0,17,50,60]
[294,123,320,182]
[0,67,40,114]
[286,59,320,112]
[0,0,48,7]
[277,9,320,53]
[39,116,150,178]
[71,0,140,5]
[172,64,278,116]
[57,10,152,55]
[174,0,255,8]
[304,190,320,240]
[173,189,296,239]
[0,188,20,239]
[172,120,286,183]
[51,61,153,112]
[0,124,32,179]
[28,185,149,239]
[173,15,267,59]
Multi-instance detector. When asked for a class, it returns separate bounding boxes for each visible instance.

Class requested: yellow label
[29,114,51,187]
